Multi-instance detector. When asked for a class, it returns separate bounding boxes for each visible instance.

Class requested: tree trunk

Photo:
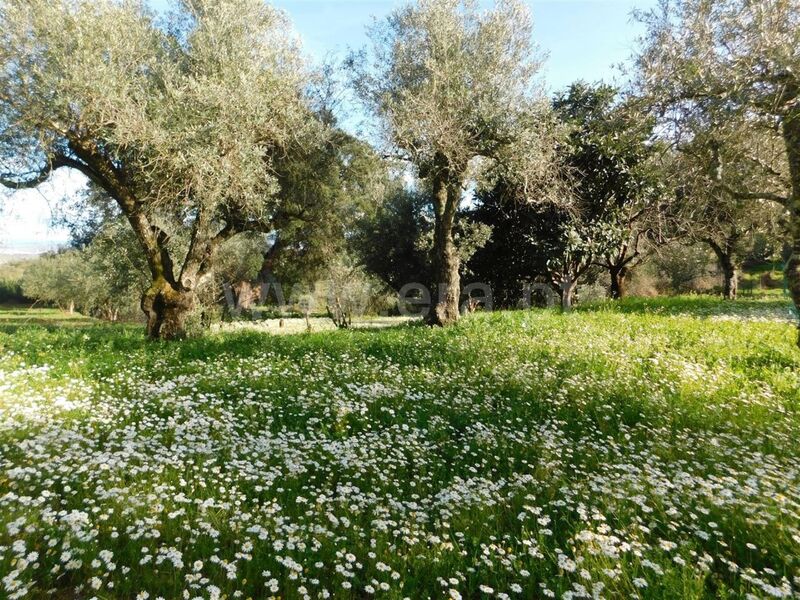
[561,277,576,311]
[722,264,739,301]
[609,266,628,300]
[232,281,255,310]
[707,239,739,301]
[257,234,281,285]
[783,111,800,347]
[428,172,461,327]
[141,278,194,340]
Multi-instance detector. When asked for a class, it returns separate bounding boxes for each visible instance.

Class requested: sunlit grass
[0,307,97,328]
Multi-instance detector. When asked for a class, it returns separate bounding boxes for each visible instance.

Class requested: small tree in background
[22,209,152,321]
[21,252,87,314]
[322,253,392,329]
[553,83,669,300]
[651,243,716,295]
[671,125,788,299]
[468,83,670,307]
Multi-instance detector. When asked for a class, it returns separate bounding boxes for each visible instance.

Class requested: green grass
[739,263,787,296]
[1,296,799,599]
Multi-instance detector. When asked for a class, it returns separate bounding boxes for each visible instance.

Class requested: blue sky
[266,0,653,92]
[1,0,655,254]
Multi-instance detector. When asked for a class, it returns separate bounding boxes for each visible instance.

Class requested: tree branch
[719,184,788,205]
[0,156,76,190]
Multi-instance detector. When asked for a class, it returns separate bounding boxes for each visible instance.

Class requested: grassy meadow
[1,296,799,599]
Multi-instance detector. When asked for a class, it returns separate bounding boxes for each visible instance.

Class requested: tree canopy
[468,83,669,307]
[0,0,795,338]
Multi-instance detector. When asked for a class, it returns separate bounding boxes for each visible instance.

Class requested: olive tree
[351,0,559,325]
[21,251,87,314]
[672,124,788,299]
[634,0,800,339]
[263,128,388,290]
[0,0,314,339]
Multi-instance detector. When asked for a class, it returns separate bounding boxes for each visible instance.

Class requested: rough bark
[133,220,199,339]
[784,110,800,346]
[609,266,628,300]
[141,278,195,341]
[428,170,461,327]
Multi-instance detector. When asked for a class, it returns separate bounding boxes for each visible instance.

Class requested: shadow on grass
[2,298,797,384]
[0,307,440,377]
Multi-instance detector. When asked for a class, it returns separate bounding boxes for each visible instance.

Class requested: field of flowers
[1,296,799,600]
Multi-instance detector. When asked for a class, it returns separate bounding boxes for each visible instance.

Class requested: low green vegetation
[0,260,31,306]
[1,296,798,599]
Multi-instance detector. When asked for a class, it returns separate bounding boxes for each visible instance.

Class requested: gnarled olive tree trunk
[141,278,195,341]
[123,208,220,341]
[428,171,462,327]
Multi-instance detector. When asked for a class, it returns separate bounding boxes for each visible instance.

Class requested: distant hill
[0,252,41,265]
[0,237,66,259]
